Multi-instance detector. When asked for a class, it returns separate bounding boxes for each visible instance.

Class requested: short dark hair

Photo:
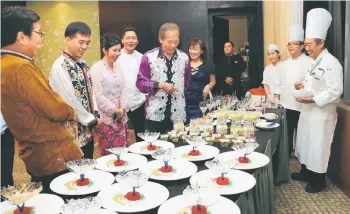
[225,41,234,48]
[314,38,326,48]
[64,22,91,38]
[188,38,208,62]
[1,6,40,47]
[121,27,138,39]
[100,33,121,58]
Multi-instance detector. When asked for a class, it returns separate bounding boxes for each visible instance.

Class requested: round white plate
[261,113,278,121]
[97,181,169,213]
[139,159,198,181]
[50,170,114,195]
[158,195,240,214]
[190,169,256,195]
[0,193,64,214]
[215,151,270,170]
[95,153,148,173]
[174,145,220,162]
[129,140,175,155]
[255,121,280,130]
[99,209,118,214]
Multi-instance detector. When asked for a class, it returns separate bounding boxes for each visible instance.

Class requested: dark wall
[1,1,26,7]
[99,1,209,54]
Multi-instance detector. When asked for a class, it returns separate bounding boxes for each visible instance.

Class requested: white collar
[314,49,328,62]
[0,49,32,61]
[122,48,137,56]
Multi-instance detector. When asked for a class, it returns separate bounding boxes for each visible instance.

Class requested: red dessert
[125,192,141,201]
[191,205,207,214]
[216,176,230,185]
[114,160,125,166]
[13,207,34,214]
[76,178,90,186]
[188,150,200,156]
[159,165,173,173]
[238,156,249,164]
[147,145,157,150]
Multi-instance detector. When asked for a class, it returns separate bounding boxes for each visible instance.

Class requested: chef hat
[305,8,332,40]
[289,24,304,42]
[268,44,280,52]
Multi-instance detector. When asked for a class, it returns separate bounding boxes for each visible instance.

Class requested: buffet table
[112,108,289,214]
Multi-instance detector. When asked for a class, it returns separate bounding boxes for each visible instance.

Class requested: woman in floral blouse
[90,33,129,156]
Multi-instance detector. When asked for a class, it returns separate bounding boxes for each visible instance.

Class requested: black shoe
[291,172,308,182]
[305,183,326,193]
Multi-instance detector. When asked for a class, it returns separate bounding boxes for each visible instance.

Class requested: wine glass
[61,197,101,214]
[138,131,160,148]
[106,143,129,166]
[199,101,208,117]
[65,159,97,184]
[183,183,219,213]
[1,182,43,214]
[262,96,269,114]
[115,170,149,199]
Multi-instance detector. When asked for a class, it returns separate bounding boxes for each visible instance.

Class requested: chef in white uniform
[293,8,343,193]
[275,24,312,156]
[262,44,281,105]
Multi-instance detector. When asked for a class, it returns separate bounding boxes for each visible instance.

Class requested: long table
[59,108,289,214]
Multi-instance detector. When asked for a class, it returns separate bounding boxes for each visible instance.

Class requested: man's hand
[274,94,280,100]
[296,97,315,104]
[159,83,178,93]
[294,81,304,90]
[225,77,233,85]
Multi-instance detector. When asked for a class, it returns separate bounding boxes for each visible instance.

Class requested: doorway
[208,6,264,90]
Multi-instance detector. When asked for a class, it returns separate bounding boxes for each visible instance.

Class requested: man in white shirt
[49,22,99,158]
[293,8,343,193]
[1,112,15,188]
[275,24,312,156]
[115,27,146,142]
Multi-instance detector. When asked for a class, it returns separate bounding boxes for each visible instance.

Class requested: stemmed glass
[61,197,101,214]
[151,148,174,172]
[231,141,259,163]
[199,101,208,117]
[262,96,270,114]
[137,131,160,149]
[183,135,207,156]
[183,183,219,213]
[115,170,149,201]
[106,143,129,166]
[65,159,97,186]
[0,182,43,214]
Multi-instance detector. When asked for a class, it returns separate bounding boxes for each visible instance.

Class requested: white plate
[190,169,256,195]
[292,89,313,99]
[129,140,175,155]
[255,121,280,129]
[174,145,220,162]
[261,113,278,120]
[139,159,198,181]
[215,151,270,170]
[97,181,169,213]
[0,193,64,214]
[99,209,118,214]
[158,195,240,214]
[50,170,114,196]
[95,153,148,173]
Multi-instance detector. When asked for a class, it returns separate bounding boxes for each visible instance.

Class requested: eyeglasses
[32,30,45,38]
[286,42,302,47]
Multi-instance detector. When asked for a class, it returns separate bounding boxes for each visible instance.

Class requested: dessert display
[205,158,234,187]
[1,182,42,214]
[183,136,207,157]
[152,148,175,174]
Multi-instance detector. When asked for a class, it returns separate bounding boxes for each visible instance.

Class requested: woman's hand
[203,85,211,98]
[115,108,126,121]
[159,83,178,93]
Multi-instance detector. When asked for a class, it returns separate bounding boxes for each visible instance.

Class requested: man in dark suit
[214,41,245,99]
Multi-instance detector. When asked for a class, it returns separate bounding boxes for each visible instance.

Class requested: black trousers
[31,170,69,194]
[127,103,146,142]
[81,138,94,159]
[286,109,300,155]
[1,128,15,187]
[145,118,173,134]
